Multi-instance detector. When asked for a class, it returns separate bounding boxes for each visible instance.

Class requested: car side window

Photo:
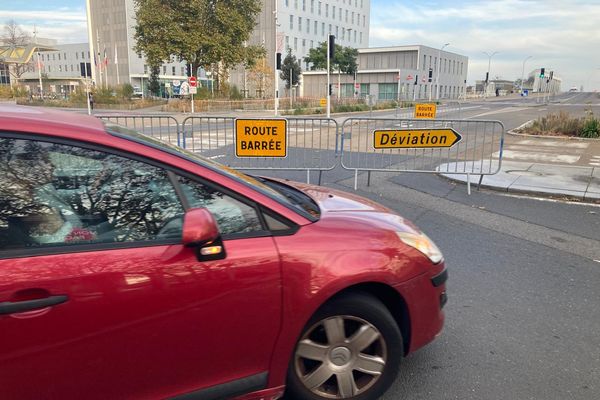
[0,138,184,251]
[177,176,264,236]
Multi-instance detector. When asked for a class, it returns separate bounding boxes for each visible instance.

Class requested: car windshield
[104,123,320,220]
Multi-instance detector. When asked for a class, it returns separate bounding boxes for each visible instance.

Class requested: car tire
[286,292,403,400]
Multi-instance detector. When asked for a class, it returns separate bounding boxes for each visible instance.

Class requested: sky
[2,0,599,90]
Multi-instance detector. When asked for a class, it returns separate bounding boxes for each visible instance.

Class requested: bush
[521,110,600,138]
[117,83,134,100]
[580,117,600,138]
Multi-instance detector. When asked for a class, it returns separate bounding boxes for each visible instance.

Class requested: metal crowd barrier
[340,118,505,193]
[181,116,339,184]
[96,114,181,147]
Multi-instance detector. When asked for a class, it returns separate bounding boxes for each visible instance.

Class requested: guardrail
[340,118,505,193]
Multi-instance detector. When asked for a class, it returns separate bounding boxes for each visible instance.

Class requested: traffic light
[276,52,282,70]
[485,72,489,84]
[328,35,335,59]
[428,68,433,82]
[329,84,333,95]
[185,64,191,77]
[540,68,545,78]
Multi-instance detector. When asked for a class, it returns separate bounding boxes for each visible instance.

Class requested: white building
[19,42,92,95]
[216,0,371,96]
[86,0,190,96]
[302,45,468,100]
[530,69,561,94]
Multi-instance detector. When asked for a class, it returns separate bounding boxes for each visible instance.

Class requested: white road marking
[470,107,528,118]
[494,150,580,163]
[514,140,589,149]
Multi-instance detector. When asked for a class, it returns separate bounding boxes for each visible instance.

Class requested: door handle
[0,295,69,315]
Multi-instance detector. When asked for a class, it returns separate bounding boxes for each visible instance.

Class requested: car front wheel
[286,293,403,400]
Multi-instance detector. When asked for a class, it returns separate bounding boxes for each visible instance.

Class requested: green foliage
[228,85,243,100]
[523,110,600,138]
[581,111,600,138]
[118,84,134,100]
[304,41,358,75]
[134,0,265,90]
[149,65,161,96]
[280,49,302,89]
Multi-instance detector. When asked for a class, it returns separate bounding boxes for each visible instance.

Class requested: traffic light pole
[326,37,331,118]
[274,1,279,116]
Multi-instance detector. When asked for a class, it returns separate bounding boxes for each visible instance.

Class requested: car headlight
[396,231,444,264]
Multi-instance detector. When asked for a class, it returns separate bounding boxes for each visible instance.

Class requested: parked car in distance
[0,105,447,400]
[132,86,143,97]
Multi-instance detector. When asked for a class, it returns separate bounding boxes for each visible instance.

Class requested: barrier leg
[467,173,471,195]
[367,171,372,187]
[478,174,484,191]
[354,169,358,191]
[306,170,310,184]
[318,170,323,186]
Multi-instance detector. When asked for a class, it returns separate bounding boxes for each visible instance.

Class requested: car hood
[282,180,394,213]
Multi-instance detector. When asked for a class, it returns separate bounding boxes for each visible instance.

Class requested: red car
[0,105,447,400]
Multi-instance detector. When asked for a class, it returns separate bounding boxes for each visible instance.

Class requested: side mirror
[182,208,226,261]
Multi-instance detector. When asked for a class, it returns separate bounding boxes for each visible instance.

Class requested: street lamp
[483,51,498,99]
[435,43,449,100]
[520,55,532,94]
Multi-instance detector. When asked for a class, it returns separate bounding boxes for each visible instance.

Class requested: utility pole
[520,55,532,95]
[483,51,498,99]
[436,43,449,100]
[327,35,334,118]
[274,0,279,116]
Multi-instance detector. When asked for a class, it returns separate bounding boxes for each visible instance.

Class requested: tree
[248,57,273,98]
[280,49,301,90]
[148,65,160,96]
[303,41,358,75]
[133,0,265,95]
[1,20,33,82]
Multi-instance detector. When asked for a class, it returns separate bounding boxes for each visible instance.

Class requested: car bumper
[395,264,448,354]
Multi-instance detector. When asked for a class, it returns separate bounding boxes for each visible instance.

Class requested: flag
[103,48,108,67]
[94,52,99,67]
[36,52,44,70]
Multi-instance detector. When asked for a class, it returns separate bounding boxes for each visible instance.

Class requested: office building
[302,45,468,100]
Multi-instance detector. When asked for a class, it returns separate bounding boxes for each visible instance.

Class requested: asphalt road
[262,165,599,400]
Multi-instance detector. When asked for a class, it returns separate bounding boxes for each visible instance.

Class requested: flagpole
[96,29,102,88]
[115,43,120,85]
[33,26,43,99]
[86,0,97,86]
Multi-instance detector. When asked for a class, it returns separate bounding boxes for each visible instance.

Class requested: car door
[0,136,282,399]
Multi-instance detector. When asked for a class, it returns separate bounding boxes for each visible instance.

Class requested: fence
[95,112,505,193]
[97,114,181,147]
[181,116,339,183]
[340,118,504,193]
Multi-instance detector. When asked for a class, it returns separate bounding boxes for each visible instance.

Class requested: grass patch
[520,110,599,138]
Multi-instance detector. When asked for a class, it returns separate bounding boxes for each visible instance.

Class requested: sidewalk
[439,129,600,202]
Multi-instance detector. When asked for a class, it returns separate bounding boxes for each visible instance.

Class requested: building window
[322,22,325,36]
[354,30,357,43]
[52,54,55,61]
[318,1,321,15]
[144,64,148,74]
[59,65,62,72]
[345,10,348,22]
[285,0,288,6]
[163,65,166,75]
[172,66,176,75]
[310,40,314,48]
[336,26,339,38]
[294,0,298,9]
[325,4,328,17]
[181,67,185,75]
[332,6,336,19]
[294,37,298,50]
[71,65,74,72]
[48,66,51,72]
[290,15,294,29]
[378,83,398,100]
[314,20,317,33]
[64,52,67,60]
[311,0,314,13]
[302,0,306,11]
[307,18,310,33]
[342,28,345,40]
[302,39,306,51]
[75,52,78,60]
[359,32,362,44]
[363,15,366,26]
[352,12,354,24]
[58,53,61,61]
[285,36,290,50]
[298,17,302,31]
[356,13,359,25]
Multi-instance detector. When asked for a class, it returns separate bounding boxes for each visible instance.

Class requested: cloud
[369,0,600,89]
[1,8,87,44]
